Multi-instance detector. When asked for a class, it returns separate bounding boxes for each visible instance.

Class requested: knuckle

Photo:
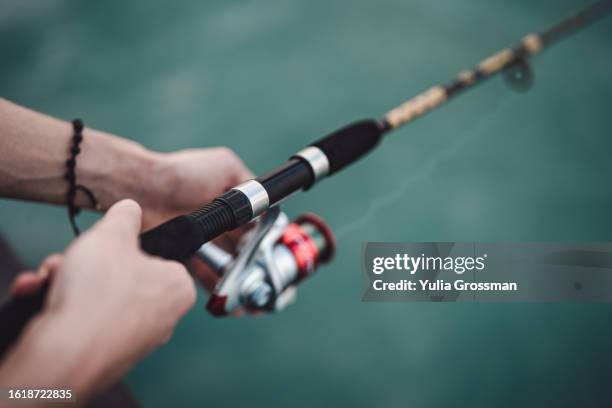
[215,147,253,181]
[217,147,240,163]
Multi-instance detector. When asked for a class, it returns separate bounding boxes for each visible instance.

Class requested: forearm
[0,98,161,211]
[0,311,112,404]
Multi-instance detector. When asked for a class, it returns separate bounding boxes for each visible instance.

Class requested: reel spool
[197,206,335,316]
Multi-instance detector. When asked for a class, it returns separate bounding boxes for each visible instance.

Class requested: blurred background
[1,0,612,406]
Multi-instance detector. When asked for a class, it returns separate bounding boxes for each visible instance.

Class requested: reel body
[198,206,335,316]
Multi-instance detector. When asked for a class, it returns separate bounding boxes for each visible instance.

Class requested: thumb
[94,199,143,239]
[10,253,63,297]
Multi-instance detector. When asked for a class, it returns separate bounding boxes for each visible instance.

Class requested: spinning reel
[198,206,335,316]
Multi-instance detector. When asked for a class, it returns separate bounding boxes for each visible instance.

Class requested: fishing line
[336,95,513,238]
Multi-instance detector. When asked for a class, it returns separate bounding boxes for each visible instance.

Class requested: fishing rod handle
[141,118,385,261]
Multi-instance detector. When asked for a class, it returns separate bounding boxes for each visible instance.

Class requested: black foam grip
[141,199,239,261]
[311,119,383,175]
[140,215,206,261]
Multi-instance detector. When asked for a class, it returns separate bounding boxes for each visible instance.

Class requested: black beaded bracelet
[66,118,99,236]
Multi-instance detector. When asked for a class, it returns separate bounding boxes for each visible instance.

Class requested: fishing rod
[1,1,610,352]
[140,0,611,260]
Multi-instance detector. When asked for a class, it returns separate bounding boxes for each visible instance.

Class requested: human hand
[0,200,196,398]
[140,147,256,312]
[141,147,254,230]
[12,146,255,314]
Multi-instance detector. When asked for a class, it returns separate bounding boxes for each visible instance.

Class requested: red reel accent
[294,213,336,263]
[280,224,320,281]
[206,295,228,317]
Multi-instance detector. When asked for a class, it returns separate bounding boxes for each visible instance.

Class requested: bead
[66,118,97,237]
[73,118,84,132]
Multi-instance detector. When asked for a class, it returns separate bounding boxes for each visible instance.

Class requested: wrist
[76,128,162,212]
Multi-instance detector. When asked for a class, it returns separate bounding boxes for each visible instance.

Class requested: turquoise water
[1,1,612,406]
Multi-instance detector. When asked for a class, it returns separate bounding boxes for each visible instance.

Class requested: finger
[211,234,239,255]
[231,166,254,185]
[37,253,63,282]
[186,256,220,293]
[222,223,254,250]
[94,199,143,239]
[209,223,255,256]
[10,271,44,297]
[187,257,245,317]
[11,251,64,297]
[214,147,254,181]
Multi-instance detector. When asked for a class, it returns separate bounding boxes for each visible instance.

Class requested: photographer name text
[371,254,517,292]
